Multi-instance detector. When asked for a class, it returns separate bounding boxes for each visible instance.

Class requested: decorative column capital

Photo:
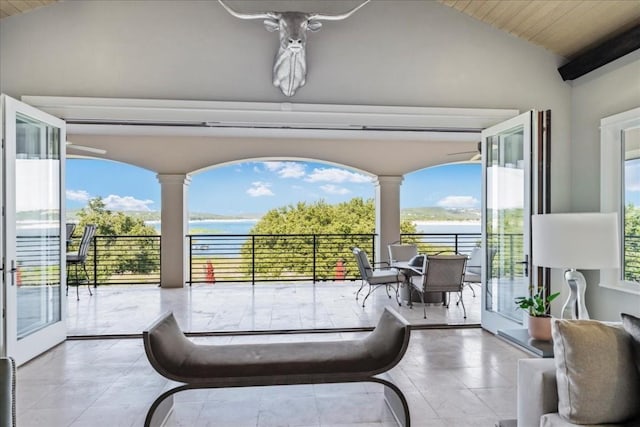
[375,175,404,187]
[156,173,192,186]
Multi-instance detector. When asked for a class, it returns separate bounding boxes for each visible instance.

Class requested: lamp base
[561,269,590,320]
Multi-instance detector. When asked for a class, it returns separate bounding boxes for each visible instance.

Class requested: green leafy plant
[515,289,560,317]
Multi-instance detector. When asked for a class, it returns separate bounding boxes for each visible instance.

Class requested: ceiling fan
[447,141,481,161]
[65,141,106,155]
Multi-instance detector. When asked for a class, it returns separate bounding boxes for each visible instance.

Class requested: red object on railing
[334,259,346,281]
[206,260,215,284]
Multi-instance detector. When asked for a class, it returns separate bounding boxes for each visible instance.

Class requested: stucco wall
[570,51,640,320]
[0,1,580,309]
[0,1,571,190]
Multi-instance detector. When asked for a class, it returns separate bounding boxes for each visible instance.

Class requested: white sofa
[515,316,640,427]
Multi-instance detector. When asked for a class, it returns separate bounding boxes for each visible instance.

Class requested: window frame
[600,106,640,295]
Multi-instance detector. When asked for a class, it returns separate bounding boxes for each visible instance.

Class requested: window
[601,107,640,294]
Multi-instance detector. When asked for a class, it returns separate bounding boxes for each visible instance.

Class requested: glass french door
[481,111,535,333]
[1,95,66,366]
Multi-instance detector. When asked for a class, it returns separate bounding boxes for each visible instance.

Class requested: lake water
[149,219,481,235]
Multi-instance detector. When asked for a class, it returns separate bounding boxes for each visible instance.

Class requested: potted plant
[515,289,560,340]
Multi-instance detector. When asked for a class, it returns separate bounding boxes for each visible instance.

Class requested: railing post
[93,236,98,287]
[454,234,459,253]
[252,235,256,286]
[188,236,192,286]
[510,234,515,279]
[313,235,317,284]
[371,234,376,263]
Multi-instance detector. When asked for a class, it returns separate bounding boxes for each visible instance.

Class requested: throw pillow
[621,313,640,375]
[551,319,640,424]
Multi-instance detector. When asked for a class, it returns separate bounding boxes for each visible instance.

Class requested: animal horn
[218,0,276,20]
[309,0,371,21]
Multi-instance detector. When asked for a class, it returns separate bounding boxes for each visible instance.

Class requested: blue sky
[65,159,481,215]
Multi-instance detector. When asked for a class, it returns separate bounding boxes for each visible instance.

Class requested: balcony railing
[188,234,375,285]
[15,232,640,286]
[68,235,161,285]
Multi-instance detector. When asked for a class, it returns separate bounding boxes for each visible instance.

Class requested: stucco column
[157,174,191,288]
[375,176,403,264]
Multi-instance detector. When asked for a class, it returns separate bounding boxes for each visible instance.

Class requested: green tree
[625,204,640,281]
[241,198,416,280]
[74,197,159,283]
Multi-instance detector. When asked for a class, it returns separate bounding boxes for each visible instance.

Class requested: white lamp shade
[532,213,620,269]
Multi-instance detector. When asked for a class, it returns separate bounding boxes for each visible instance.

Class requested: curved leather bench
[143,307,412,426]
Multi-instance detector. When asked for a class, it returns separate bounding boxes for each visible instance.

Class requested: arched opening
[65,159,161,290]
[186,158,377,285]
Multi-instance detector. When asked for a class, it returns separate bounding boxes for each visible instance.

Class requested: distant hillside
[401,207,480,222]
[62,207,480,222]
[65,209,259,222]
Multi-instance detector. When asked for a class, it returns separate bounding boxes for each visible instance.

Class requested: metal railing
[401,232,524,278]
[625,235,640,282]
[188,234,375,285]
[70,234,160,285]
[15,232,640,286]
[16,236,60,286]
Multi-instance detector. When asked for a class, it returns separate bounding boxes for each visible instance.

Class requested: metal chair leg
[419,289,426,319]
[82,263,93,296]
[356,279,365,300]
[459,291,466,318]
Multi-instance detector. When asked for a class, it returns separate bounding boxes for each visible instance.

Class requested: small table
[497,328,554,358]
[390,261,444,304]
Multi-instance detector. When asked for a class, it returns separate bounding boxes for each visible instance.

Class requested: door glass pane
[624,128,640,282]
[15,112,62,339]
[485,126,528,322]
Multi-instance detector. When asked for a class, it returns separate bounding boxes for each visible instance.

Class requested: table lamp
[531,213,619,320]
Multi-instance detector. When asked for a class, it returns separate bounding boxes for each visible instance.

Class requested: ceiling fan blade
[66,141,107,155]
[447,150,477,156]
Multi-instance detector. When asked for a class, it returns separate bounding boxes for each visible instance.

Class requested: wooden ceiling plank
[519,1,583,42]
[452,0,473,12]
[474,0,502,21]
[439,0,458,7]
[456,0,488,15]
[482,1,529,28]
[534,1,639,57]
[0,1,21,16]
[499,1,550,36]
[6,1,31,13]
[531,2,600,48]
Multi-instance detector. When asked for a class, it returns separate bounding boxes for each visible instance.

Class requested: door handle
[9,260,17,286]
[519,255,529,276]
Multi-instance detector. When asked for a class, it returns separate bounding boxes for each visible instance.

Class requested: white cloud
[103,195,154,211]
[263,161,306,179]
[320,184,350,195]
[263,161,283,172]
[66,189,91,202]
[436,196,479,208]
[247,181,274,197]
[305,168,371,184]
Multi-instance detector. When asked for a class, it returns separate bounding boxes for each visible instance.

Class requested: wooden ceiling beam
[558,24,640,81]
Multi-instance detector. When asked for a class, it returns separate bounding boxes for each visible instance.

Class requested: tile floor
[17,282,530,426]
[67,282,481,336]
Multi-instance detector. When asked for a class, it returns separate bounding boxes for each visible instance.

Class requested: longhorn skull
[218,0,370,97]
